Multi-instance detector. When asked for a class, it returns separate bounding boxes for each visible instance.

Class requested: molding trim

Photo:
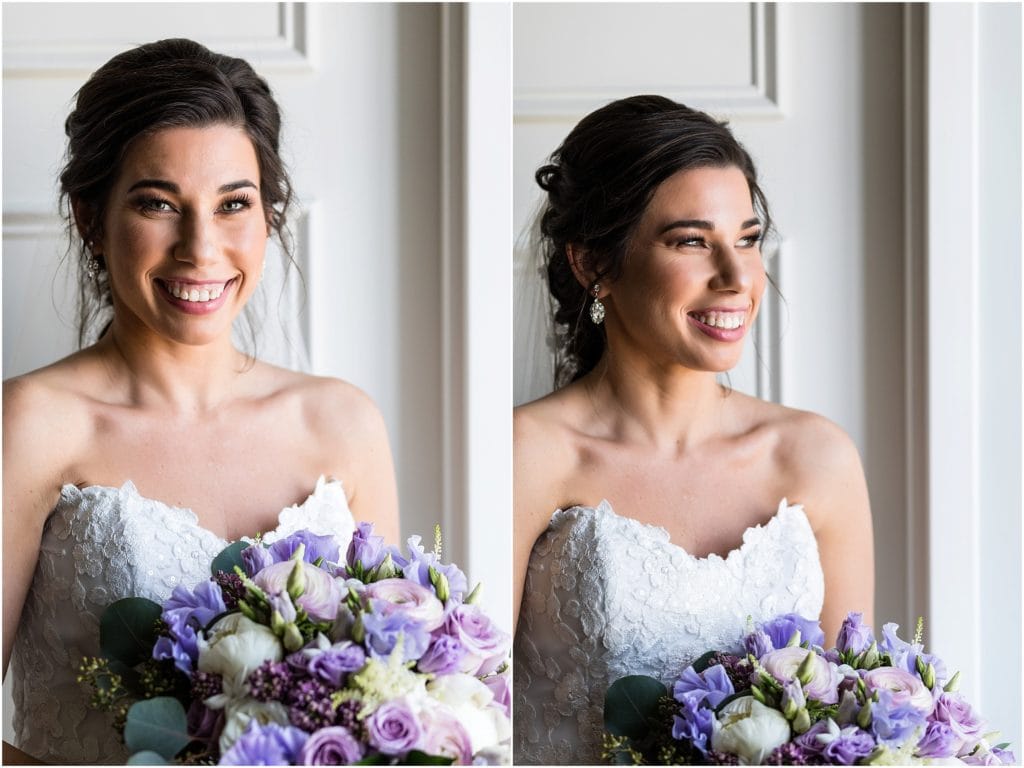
[514,3,781,121]
[2,210,62,238]
[3,3,312,77]
[756,242,784,403]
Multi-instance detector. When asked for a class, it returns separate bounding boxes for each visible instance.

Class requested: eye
[674,235,708,249]
[221,195,254,213]
[738,230,763,248]
[135,196,175,214]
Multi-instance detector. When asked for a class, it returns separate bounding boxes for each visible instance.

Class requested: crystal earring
[588,283,605,325]
[85,244,101,280]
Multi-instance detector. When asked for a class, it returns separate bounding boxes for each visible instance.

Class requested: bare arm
[793,415,875,646]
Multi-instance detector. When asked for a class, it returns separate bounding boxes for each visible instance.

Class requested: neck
[99,319,249,414]
[582,351,728,454]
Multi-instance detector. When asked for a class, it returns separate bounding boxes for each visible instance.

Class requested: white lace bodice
[9,476,355,764]
[513,499,824,765]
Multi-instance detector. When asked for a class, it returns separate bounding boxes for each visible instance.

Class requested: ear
[71,197,100,251]
[566,243,603,294]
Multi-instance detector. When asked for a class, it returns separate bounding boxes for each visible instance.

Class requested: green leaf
[123,697,192,760]
[127,750,169,765]
[405,750,455,765]
[354,754,391,765]
[211,540,249,577]
[100,598,162,667]
[690,650,719,673]
[604,675,668,738]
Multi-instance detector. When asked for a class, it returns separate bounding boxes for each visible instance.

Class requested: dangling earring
[589,282,605,325]
[85,243,101,280]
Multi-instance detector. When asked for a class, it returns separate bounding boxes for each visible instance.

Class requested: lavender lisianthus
[307,641,367,688]
[822,727,876,764]
[442,603,511,675]
[365,698,423,755]
[400,535,469,602]
[242,543,275,577]
[673,664,735,709]
[361,610,431,662]
[483,673,511,718]
[743,628,774,660]
[878,622,948,683]
[220,721,309,765]
[869,689,928,746]
[347,522,389,572]
[269,530,340,568]
[419,633,469,675]
[761,613,825,649]
[297,725,365,765]
[836,612,874,655]
[671,695,715,757]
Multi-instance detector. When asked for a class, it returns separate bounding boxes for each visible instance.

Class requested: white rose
[218,698,290,754]
[198,614,283,684]
[711,696,791,765]
[426,673,510,754]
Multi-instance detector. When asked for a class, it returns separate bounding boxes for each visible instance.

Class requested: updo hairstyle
[537,95,773,386]
[59,38,294,346]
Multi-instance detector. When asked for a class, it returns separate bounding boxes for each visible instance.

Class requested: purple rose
[822,727,876,764]
[347,522,389,572]
[220,721,309,765]
[794,720,832,756]
[242,543,275,577]
[673,664,735,709]
[298,725,365,765]
[442,604,510,675]
[744,628,774,659]
[269,530,340,568]
[836,612,874,655]
[672,695,715,757]
[361,610,431,662]
[365,699,423,755]
[761,613,825,649]
[398,535,469,602]
[418,634,469,675]
[483,673,511,718]
[916,721,960,759]
[307,642,367,687]
[186,700,223,742]
[870,689,928,746]
[933,692,987,754]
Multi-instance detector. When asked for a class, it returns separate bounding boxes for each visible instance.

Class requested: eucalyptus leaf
[100,598,162,667]
[124,697,192,760]
[354,754,391,765]
[127,750,169,765]
[211,540,249,577]
[405,750,455,765]
[690,650,719,673]
[604,675,667,738]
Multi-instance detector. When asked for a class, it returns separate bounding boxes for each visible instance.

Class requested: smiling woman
[2,39,399,764]
[512,96,874,765]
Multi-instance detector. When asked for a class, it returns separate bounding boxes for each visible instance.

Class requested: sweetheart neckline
[58,476,347,545]
[551,497,811,564]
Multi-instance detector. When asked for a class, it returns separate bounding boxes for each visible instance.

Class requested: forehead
[644,165,754,223]
[117,124,260,186]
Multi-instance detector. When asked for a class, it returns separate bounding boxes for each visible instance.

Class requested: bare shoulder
[514,389,583,504]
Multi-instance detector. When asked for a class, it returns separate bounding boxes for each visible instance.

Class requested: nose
[174,211,217,266]
[708,243,754,293]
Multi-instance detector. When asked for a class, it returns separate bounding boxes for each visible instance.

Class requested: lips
[686,307,750,341]
[161,279,230,303]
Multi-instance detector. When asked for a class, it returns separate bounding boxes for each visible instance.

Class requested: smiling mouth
[159,279,233,304]
[688,310,746,330]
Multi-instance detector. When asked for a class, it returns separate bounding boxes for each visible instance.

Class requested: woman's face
[604,164,766,373]
[95,124,269,347]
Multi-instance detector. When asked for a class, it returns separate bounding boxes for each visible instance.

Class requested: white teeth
[693,311,745,330]
[165,281,226,303]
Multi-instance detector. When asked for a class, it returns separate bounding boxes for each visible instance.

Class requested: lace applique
[9,478,354,764]
[513,499,824,766]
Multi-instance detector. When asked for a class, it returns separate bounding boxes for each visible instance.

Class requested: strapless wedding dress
[9,476,355,764]
[513,499,824,765]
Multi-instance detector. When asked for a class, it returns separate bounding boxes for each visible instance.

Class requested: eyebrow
[126,178,258,194]
[659,217,762,234]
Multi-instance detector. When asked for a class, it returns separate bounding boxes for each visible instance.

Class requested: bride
[513,96,874,764]
[2,39,399,764]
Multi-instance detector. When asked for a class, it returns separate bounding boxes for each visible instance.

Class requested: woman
[513,96,874,764]
[2,39,399,764]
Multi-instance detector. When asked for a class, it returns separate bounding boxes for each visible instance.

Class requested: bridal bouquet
[78,524,511,765]
[603,613,1014,766]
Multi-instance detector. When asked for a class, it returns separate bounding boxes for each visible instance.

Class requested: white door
[514,1,1019,746]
